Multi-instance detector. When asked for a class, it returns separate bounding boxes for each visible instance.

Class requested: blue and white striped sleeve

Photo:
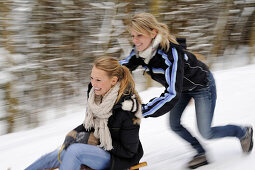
[119,49,140,72]
[119,50,135,65]
[142,48,184,118]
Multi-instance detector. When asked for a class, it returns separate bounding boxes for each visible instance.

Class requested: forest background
[0,0,255,135]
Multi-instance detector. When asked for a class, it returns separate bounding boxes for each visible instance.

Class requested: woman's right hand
[63,130,77,149]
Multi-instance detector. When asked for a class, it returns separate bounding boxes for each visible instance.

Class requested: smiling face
[131,30,156,52]
[90,66,118,96]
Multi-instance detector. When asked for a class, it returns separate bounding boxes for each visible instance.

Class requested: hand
[63,136,75,149]
[75,132,90,144]
[58,135,76,164]
[58,129,77,164]
[63,130,77,149]
[142,104,146,109]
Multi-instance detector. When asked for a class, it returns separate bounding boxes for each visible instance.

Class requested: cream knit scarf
[84,82,120,150]
[139,34,162,64]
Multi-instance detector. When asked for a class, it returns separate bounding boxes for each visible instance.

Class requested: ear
[151,29,158,39]
[111,76,118,86]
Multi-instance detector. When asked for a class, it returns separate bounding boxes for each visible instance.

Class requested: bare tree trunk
[249,12,255,64]
[0,0,19,133]
[4,83,18,133]
[208,0,232,68]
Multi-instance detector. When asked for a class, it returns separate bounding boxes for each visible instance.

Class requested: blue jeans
[25,144,111,170]
[169,71,246,154]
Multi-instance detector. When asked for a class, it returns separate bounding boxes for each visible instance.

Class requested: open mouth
[94,87,101,93]
[136,43,142,48]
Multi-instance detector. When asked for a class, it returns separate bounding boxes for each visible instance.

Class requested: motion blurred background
[0,0,255,135]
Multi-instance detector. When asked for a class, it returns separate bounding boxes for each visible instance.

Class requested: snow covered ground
[0,64,255,170]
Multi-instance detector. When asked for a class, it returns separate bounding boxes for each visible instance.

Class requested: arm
[119,48,143,72]
[74,124,86,133]
[142,47,184,118]
[61,124,87,149]
[109,96,142,159]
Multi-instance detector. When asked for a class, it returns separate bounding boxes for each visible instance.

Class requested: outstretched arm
[142,47,184,118]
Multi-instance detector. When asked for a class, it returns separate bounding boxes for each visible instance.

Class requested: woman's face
[131,30,156,52]
[90,66,117,96]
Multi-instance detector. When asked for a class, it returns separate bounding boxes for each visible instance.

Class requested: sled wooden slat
[130,161,147,170]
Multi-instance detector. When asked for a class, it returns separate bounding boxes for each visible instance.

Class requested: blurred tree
[26,0,86,113]
[0,0,255,135]
[249,11,255,64]
[0,0,19,133]
[208,0,232,67]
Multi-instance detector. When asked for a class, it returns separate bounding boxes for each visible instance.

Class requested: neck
[138,34,162,64]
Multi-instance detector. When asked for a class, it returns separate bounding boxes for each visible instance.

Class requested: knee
[169,115,182,132]
[199,128,213,139]
[66,144,80,156]
[170,123,182,132]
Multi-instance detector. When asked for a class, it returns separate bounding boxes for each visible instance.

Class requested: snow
[0,64,255,170]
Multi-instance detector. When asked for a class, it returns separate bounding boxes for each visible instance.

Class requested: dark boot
[240,126,253,153]
[187,153,209,169]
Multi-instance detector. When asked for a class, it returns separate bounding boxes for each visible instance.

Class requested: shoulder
[166,42,186,60]
[126,47,138,59]
[121,95,138,112]
[169,42,185,52]
[113,94,142,125]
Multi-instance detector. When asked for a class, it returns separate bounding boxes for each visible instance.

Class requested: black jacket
[120,42,209,118]
[74,84,143,170]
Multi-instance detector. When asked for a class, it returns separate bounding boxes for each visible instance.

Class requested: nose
[132,36,138,43]
[91,79,95,87]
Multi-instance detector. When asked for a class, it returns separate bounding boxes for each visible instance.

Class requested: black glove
[75,132,90,144]
[63,136,75,149]
[63,130,77,150]
[63,131,91,150]
[142,104,146,109]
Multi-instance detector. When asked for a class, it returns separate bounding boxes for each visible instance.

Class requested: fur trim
[121,95,137,112]
[139,34,162,64]
[122,100,134,112]
[135,105,143,119]
[66,130,77,138]
[121,95,143,125]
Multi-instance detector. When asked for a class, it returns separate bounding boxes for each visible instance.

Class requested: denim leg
[25,149,62,170]
[60,143,111,170]
[170,93,206,154]
[194,72,246,139]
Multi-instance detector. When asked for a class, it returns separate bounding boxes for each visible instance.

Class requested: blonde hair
[94,57,141,104]
[128,13,178,52]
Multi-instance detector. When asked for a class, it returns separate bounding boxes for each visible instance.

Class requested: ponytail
[117,66,141,104]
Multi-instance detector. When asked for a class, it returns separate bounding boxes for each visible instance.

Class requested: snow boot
[187,153,208,169]
[240,126,253,153]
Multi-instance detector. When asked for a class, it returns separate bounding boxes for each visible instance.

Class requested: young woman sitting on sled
[25,56,144,170]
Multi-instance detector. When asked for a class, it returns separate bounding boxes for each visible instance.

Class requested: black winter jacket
[74,84,143,170]
[120,42,209,118]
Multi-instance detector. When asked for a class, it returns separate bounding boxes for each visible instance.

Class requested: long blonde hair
[128,13,178,52]
[94,57,141,104]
